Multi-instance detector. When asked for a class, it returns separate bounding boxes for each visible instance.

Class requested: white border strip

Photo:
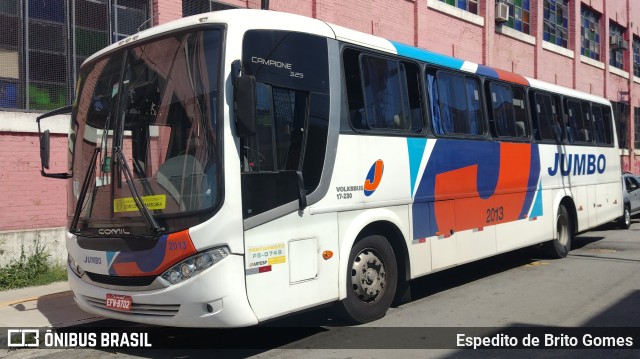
[609,66,630,79]
[426,0,484,27]
[580,55,605,70]
[542,41,574,59]
[0,111,69,134]
[496,25,536,45]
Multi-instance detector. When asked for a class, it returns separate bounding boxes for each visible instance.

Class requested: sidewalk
[0,281,101,327]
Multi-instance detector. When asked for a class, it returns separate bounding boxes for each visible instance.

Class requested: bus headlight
[67,253,85,278]
[161,247,229,285]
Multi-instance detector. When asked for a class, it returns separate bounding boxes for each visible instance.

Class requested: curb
[0,291,72,308]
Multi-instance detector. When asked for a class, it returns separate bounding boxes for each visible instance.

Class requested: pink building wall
[418,3,483,63]
[5,0,640,235]
[0,132,68,231]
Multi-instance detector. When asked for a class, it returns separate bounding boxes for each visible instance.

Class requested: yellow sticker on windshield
[114,195,166,213]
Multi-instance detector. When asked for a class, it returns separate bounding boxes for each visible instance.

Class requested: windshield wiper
[114,147,164,234]
[70,147,101,234]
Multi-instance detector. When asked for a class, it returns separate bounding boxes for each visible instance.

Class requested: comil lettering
[547,153,606,176]
[251,56,292,70]
[98,228,131,235]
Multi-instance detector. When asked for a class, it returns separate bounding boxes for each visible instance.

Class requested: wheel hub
[351,249,386,303]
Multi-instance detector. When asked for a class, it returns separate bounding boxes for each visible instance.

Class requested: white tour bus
[37,9,622,327]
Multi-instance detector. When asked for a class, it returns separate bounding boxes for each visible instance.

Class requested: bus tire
[619,205,631,230]
[335,235,397,324]
[545,204,572,258]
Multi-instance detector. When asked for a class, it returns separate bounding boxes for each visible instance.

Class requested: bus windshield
[68,29,223,236]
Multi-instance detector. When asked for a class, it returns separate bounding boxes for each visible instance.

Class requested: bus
[37,9,623,327]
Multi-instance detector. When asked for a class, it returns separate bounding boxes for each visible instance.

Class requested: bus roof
[83,9,610,105]
[83,9,336,66]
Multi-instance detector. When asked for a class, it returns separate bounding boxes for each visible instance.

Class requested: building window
[543,0,569,48]
[438,0,478,14]
[612,101,628,149]
[502,0,531,34]
[635,107,640,150]
[609,22,626,70]
[580,6,601,61]
[0,0,151,111]
[183,0,238,17]
[633,36,640,77]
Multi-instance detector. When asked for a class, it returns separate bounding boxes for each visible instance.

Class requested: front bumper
[69,254,258,327]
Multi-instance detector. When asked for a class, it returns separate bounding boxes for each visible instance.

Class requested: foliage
[0,240,67,290]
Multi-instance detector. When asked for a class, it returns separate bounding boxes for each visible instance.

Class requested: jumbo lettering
[547,153,606,176]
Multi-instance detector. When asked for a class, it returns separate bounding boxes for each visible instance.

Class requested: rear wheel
[544,204,572,258]
[335,235,397,324]
[619,205,631,229]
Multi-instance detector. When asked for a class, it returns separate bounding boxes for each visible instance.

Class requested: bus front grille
[86,272,157,287]
[82,295,180,317]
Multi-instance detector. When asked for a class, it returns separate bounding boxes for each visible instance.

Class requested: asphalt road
[5,217,640,359]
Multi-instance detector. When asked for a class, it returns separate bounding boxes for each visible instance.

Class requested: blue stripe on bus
[475,64,499,79]
[518,144,541,219]
[407,137,427,197]
[391,41,464,70]
[529,182,544,218]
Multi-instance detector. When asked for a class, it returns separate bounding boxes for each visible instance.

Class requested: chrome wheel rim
[557,214,568,246]
[351,249,386,303]
[625,209,631,227]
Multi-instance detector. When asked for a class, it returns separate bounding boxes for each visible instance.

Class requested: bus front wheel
[335,235,398,324]
[545,204,573,258]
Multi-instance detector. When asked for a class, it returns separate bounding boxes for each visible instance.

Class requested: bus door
[238,30,340,320]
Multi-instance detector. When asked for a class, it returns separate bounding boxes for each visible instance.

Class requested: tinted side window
[565,99,593,143]
[427,70,484,136]
[533,93,563,142]
[628,177,640,191]
[241,84,307,173]
[580,101,593,142]
[344,52,423,133]
[361,55,410,130]
[241,30,330,219]
[488,83,528,138]
[592,104,613,145]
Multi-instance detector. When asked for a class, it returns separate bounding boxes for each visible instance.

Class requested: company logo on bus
[363,160,384,197]
[547,153,606,176]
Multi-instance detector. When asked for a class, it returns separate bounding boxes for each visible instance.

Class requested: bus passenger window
[580,101,593,142]
[488,83,528,139]
[428,70,484,136]
[533,93,564,142]
[565,99,592,144]
[601,106,614,145]
[343,49,367,129]
[360,55,410,130]
[592,105,613,145]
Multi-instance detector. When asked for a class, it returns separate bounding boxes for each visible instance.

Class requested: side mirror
[40,130,51,169]
[234,75,256,137]
[36,105,72,179]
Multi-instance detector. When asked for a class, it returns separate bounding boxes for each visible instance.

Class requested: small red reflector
[531,217,537,221]
[443,234,451,238]
[258,265,272,273]
[419,238,426,243]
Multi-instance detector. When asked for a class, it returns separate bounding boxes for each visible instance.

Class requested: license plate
[106,294,132,311]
